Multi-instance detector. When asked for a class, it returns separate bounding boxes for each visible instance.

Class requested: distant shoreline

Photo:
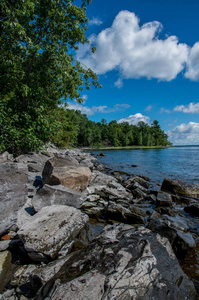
[81,145,171,150]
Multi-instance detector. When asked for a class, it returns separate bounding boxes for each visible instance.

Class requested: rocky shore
[0,146,199,299]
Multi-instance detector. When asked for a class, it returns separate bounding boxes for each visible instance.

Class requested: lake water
[89,146,199,190]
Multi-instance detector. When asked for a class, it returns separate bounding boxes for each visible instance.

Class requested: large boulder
[32,184,83,211]
[35,224,196,300]
[161,178,199,198]
[17,205,89,261]
[0,163,28,235]
[42,157,91,191]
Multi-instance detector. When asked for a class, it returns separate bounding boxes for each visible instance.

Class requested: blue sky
[68,0,199,145]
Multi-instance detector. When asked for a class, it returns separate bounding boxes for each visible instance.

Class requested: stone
[0,251,12,292]
[32,184,83,211]
[89,170,116,186]
[0,151,13,163]
[79,158,94,170]
[0,241,10,252]
[106,201,145,224]
[125,175,150,189]
[35,224,196,300]
[147,214,196,259]
[0,163,28,235]
[42,157,91,192]
[161,178,199,198]
[156,191,173,207]
[17,205,89,261]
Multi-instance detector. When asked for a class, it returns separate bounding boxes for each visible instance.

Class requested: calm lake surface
[90,146,199,190]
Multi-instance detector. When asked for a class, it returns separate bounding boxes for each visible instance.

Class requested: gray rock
[90,170,117,186]
[15,152,52,168]
[0,163,28,235]
[42,157,91,192]
[17,205,89,261]
[126,175,150,189]
[156,191,173,207]
[0,251,12,292]
[147,214,196,258]
[161,178,199,198]
[0,241,10,252]
[79,158,94,170]
[32,184,83,211]
[106,202,145,224]
[0,151,13,163]
[35,224,196,300]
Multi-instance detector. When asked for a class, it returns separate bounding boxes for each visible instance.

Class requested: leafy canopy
[0,0,101,155]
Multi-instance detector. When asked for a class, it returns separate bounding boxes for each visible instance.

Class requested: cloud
[88,17,103,26]
[67,101,130,116]
[114,78,123,88]
[160,107,171,113]
[166,122,199,145]
[118,113,151,125]
[77,11,190,82]
[174,102,199,113]
[145,105,153,112]
[184,42,199,81]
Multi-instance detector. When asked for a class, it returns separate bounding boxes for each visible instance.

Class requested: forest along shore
[0,146,199,299]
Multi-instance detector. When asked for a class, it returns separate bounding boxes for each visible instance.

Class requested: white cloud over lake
[167,122,199,145]
[174,102,199,113]
[118,113,151,125]
[184,42,199,81]
[67,101,130,116]
[77,11,194,83]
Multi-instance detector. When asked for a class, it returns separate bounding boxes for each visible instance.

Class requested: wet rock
[161,178,199,198]
[17,205,89,261]
[42,157,91,192]
[0,251,12,292]
[0,163,28,235]
[156,191,173,207]
[32,184,83,212]
[147,214,196,259]
[35,224,196,300]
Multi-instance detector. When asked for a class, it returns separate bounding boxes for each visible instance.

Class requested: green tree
[0,0,101,155]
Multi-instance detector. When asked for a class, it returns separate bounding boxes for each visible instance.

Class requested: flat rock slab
[32,184,83,211]
[0,163,28,235]
[17,205,89,260]
[36,224,196,300]
[42,157,91,192]
[161,178,199,198]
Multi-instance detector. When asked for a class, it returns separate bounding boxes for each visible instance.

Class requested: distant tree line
[52,107,172,148]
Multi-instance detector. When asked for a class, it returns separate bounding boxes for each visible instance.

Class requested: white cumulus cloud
[167,122,199,145]
[67,101,130,116]
[174,102,199,113]
[118,113,151,125]
[184,42,199,81]
[77,11,190,82]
